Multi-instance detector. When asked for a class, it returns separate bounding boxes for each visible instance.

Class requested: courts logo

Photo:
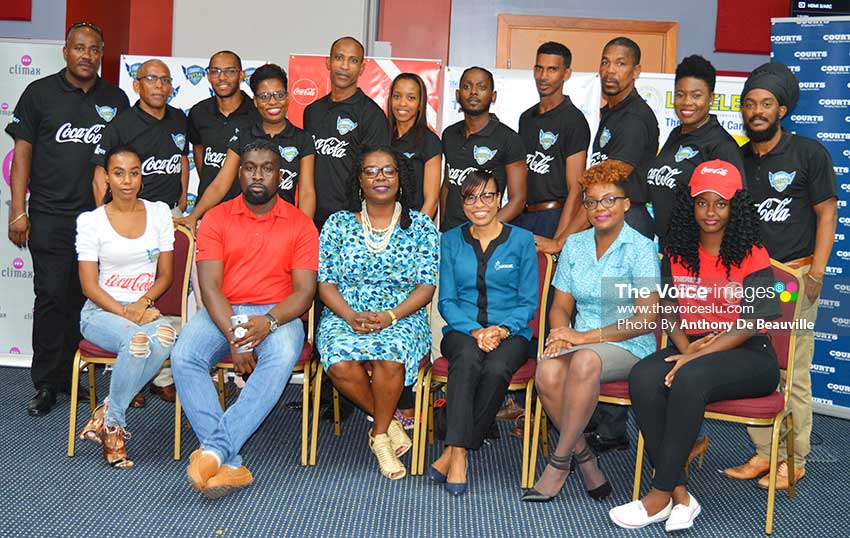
[794,50,828,60]
[811,364,836,375]
[773,281,798,303]
[599,127,611,148]
[817,98,850,108]
[674,146,698,162]
[768,170,795,192]
[820,298,840,309]
[336,116,358,136]
[813,397,834,405]
[815,330,838,341]
[124,62,141,80]
[830,316,850,328]
[821,65,850,74]
[473,145,497,166]
[836,166,850,176]
[827,383,850,396]
[279,145,298,163]
[844,149,850,157]
[9,54,40,76]
[772,34,802,44]
[829,349,850,361]
[817,132,850,142]
[538,129,558,150]
[291,78,319,106]
[824,34,850,43]
[95,105,117,122]
[182,65,205,85]
[2,257,33,279]
[826,265,843,275]
[787,65,801,73]
[790,114,822,124]
[835,250,850,261]
[836,232,846,241]
[798,81,826,91]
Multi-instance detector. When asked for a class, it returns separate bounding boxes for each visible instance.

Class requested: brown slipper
[130,391,146,408]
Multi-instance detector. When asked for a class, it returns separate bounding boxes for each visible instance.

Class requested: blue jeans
[171,304,303,467]
[79,300,175,428]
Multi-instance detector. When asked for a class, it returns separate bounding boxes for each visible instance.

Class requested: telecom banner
[772,16,850,417]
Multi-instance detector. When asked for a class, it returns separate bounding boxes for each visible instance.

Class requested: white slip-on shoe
[665,494,702,532]
[609,500,673,529]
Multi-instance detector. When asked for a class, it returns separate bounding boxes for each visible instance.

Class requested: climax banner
[287,55,441,130]
[0,40,66,363]
[772,16,850,418]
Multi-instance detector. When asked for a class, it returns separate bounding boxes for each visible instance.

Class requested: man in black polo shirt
[589,37,659,240]
[188,51,260,203]
[440,66,527,232]
[303,36,388,229]
[93,59,190,211]
[6,22,129,416]
[515,42,590,254]
[723,62,837,490]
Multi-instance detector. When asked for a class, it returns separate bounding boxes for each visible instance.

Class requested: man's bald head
[137,59,170,78]
[330,36,365,60]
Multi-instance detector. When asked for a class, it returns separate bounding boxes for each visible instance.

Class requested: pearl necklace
[361,201,401,253]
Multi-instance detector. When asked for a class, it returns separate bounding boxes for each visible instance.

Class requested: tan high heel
[370,433,406,480]
[78,402,108,444]
[685,435,709,479]
[101,426,134,469]
[368,419,412,457]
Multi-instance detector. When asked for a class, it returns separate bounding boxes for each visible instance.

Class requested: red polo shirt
[196,196,319,304]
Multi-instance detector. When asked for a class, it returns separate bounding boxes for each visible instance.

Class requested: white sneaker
[665,494,702,531]
[609,500,672,529]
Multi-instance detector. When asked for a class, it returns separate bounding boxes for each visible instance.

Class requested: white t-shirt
[76,200,175,303]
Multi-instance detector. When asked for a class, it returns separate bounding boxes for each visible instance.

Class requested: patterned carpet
[1,365,847,538]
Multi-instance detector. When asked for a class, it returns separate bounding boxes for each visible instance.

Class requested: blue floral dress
[317,210,439,385]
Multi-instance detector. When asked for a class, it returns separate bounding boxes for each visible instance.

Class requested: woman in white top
[76,145,176,468]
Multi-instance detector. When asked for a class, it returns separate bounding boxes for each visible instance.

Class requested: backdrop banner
[0,40,66,364]
[772,16,850,419]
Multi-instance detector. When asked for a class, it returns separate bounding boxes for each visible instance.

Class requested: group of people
[5,19,838,533]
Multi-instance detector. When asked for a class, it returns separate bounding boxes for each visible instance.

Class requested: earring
[396,185,403,200]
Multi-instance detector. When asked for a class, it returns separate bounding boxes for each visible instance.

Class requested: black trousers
[442,331,528,449]
[27,211,86,392]
[628,334,779,491]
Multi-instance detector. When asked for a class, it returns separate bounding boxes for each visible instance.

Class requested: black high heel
[575,445,612,501]
[521,453,573,503]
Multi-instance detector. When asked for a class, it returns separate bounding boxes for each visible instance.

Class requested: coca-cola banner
[772,16,850,419]
[287,54,442,130]
[0,39,66,364]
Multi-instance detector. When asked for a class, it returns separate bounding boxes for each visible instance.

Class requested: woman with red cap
[610,160,782,532]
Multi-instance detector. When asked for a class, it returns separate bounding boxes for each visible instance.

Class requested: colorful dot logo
[20,55,32,67]
[774,280,798,302]
[9,347,21,354]
[1,102,8,110]
[12,258,24,270]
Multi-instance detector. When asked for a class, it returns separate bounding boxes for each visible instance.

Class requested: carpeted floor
[1,365,846,538]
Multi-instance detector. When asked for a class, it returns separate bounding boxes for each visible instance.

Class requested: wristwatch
[265,313,279,333]
[499,326,511,339]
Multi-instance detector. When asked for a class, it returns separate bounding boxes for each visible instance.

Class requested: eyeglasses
[361,166,398,179]
[137,74,173,85]
[256,91,287,102]
[462,191,499,205]
[206,67,240,78]
[582,195,628,210]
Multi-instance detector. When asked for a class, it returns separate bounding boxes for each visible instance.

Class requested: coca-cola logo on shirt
[646,165,682,189]
[755,198,792,222]
[54,123,105,145]
[103,272,155,292]
[447,166,478,187]
[314,136,349,158]
[142,154,182,176]
[527,151,554,175]
[203,146,226,169]
[280,169,297,191]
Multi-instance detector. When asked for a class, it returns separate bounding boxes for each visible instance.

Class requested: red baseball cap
[690,160,743,200]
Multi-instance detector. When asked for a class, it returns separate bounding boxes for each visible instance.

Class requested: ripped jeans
[80,300,177,428]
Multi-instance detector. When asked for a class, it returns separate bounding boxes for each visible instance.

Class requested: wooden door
[496,15,678,73]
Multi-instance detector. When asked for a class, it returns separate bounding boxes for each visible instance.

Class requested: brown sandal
[101,426,134,469]
[78,402,108,444]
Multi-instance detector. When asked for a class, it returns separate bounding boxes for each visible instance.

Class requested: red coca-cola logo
[103,272,155,292]
[290,78,319,106]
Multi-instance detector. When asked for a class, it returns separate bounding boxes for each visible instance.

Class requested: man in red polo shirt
[172,140,318,499]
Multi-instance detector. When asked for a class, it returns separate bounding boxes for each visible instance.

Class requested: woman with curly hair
[610,160,781,532]
[523,160,659,503]
[317,146,438,480]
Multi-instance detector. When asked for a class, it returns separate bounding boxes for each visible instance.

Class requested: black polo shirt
[441,114,526,232]
[93,103,189,207]
[590,89,659,204]
[187,91,260,201]
[5,69,129,215]
[518,96,590,205]
[303,88,389,227]
[743,130,837,262]
[227,121,315,204]
[647,115,745,239]
[391,127,442,211]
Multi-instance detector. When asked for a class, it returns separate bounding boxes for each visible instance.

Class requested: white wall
[172,0,369,67]
[450,0,769,73]
[0,0,66,40]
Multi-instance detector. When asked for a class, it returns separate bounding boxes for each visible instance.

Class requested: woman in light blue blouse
[523,160,660,503]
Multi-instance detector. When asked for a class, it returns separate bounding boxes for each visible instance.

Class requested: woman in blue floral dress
[318,146,438,480]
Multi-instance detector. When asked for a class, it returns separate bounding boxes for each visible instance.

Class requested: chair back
[154,224,194,325]
[530,252,554,357]
[768,259,805,378]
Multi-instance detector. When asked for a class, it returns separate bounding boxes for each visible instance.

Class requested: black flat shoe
[521,453,573,503]
[27,388,57,417]
[575,445,612,501]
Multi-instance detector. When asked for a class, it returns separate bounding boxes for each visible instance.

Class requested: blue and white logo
[473,145,498,166]
[95,105,117,123]
[279,145,299,163]
[124,62,141,79]
[539,129,559,150]
[403,152,415,159]
[768,170,796,193]
[167,86,180,104]
[182,64,205,86]
[242,67,256,85]
[172,133,186,151]
[336,116,358,135]
[599,127,611,148]
[674,145,699,163]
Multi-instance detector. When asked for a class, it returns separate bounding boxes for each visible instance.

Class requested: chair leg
[765,418,783,535]
[88,363,97,414]
[332,387,341,436]
[632,431,645,501]
[785,413,796,500]
[300,365,310,466]
[173,394,182,460]
[411,365,426,475]
[309,366,323,466]
[527,395,544,489]
[521,381,534,488]
[541,410,550,459]
[216,369,226,410]
[67,352,83,457]
[419,369,433,474]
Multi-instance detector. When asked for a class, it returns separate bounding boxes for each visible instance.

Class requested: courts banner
[286,55,441,130]
[0,40,66,362]
[772,16,850,418]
